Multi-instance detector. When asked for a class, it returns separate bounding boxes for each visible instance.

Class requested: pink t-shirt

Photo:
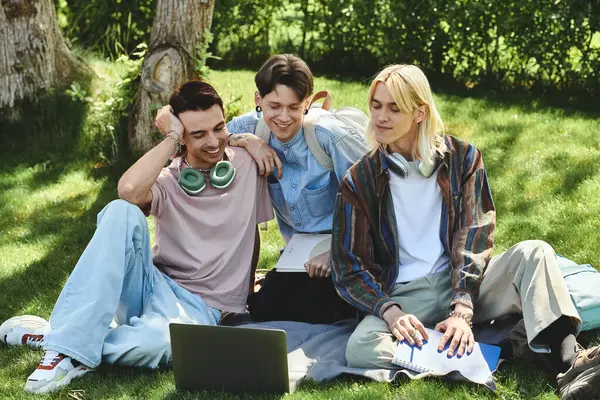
[150,147,273,312]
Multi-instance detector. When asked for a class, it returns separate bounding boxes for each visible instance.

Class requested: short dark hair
[168,81,224,158]
[254,54,314,101]
[169,80,224,117]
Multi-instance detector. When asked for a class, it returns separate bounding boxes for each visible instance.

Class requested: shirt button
[295,223,301,227]
[292,184,297,189]
[290,206,295,211]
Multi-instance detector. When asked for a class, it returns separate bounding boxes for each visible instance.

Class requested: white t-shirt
[389,161,450,283]
[150,147,273,312]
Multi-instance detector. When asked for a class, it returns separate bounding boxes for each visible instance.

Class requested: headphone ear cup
[418,161,435,178]
[178,168,206,195]
[386,153,409,177]
[210,160,236,189]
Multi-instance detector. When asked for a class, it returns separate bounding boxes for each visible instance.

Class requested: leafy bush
[211,0,599,97]
[54,0,599,97]
[55,0,155,59]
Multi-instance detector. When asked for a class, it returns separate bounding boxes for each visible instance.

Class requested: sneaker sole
[0,316,49,345]
[558,362,600,400]
[24,366,91,394]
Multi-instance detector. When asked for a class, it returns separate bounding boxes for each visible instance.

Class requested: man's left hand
[434,313,474,357]
[304,250,331,278]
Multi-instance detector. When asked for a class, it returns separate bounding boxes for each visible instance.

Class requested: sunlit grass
[0,66,599,399]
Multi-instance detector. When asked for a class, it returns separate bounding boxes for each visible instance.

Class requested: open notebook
[392,327,501,385]
[275,234,331,272]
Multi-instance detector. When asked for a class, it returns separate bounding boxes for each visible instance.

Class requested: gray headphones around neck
[384,151,436,178]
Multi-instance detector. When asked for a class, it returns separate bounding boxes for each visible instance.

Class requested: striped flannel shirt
[331,135,496,319]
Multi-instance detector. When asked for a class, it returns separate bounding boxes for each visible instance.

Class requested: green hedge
[55,0,599,97]
[212,0,599,97]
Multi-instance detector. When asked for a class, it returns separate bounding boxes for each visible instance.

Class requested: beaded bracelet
[165,131,181,156]
[449,311,473,328]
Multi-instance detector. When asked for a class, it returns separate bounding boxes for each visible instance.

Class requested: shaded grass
[1,66,599,399]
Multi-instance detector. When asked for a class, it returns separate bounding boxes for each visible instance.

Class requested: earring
[255,105,262,113]
[303,109,309,115]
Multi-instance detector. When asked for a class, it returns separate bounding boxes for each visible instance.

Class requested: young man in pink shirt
[0,81,273,394]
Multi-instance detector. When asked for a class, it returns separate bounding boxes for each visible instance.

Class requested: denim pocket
[268,181,289,219]
[302,178,336,218]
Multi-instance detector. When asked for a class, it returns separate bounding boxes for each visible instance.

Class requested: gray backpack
[254,91,368,171]
[557,255,600,331]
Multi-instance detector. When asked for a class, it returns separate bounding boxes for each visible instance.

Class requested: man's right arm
[118,106,182,209]
[117,138,176,209]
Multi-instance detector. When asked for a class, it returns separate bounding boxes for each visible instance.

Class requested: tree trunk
[300,0,309,59]
[0,0,85,109]
[129,0,216,156]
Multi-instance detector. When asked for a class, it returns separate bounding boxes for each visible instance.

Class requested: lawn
[0,57,599,399]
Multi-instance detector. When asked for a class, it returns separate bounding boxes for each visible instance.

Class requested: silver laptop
[169,323,289,394]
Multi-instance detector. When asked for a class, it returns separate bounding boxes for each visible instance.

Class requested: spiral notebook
[391,328,501,385]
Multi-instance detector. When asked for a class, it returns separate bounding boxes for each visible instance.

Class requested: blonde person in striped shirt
[330,64,599,400]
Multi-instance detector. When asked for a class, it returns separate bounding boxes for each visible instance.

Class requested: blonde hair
[366,64,446,163]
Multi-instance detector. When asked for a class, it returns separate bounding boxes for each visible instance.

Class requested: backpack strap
[302,91,335,171]
[310,91,332,111]
[303,108,334,171]
[255,116,271,143]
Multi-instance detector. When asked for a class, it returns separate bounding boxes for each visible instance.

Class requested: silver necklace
[181,157,211,173]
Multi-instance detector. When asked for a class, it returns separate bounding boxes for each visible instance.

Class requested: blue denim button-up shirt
[227,111,368,242]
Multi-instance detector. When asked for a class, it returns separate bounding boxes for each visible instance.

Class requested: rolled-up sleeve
[316,123,369,183]
[227,112,259,135]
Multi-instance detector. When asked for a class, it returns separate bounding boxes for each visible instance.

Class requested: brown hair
[254,54,314,101]
[169,80,224,116]
[168,80,224,157]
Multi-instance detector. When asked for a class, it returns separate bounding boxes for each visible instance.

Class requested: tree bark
[0,0,85,109]
[129,0,216,156]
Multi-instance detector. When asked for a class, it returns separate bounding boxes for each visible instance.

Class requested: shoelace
[585,345,600,359]
[25,335,44,347]
[39,350,61,367]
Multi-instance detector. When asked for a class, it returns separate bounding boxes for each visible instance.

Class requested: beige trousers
[345,240,582,369]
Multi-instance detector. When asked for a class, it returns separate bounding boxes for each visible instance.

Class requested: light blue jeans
[43,200,221,369]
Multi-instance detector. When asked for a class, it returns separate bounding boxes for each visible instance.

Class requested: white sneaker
[0,315,49,348]
[24,351,92,394]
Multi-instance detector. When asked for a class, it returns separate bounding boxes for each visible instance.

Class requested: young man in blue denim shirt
[227,54,368,277]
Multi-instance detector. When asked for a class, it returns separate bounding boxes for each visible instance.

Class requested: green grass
[1,63,599,399]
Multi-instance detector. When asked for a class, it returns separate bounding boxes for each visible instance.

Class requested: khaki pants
[345,240,581,369]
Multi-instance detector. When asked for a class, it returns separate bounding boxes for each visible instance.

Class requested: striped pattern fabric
[331,135,496,318]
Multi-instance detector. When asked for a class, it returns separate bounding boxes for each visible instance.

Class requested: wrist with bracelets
[165,131,181,156]
[449,310,473,328]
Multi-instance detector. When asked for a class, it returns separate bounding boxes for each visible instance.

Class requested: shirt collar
[269,126,304,149]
